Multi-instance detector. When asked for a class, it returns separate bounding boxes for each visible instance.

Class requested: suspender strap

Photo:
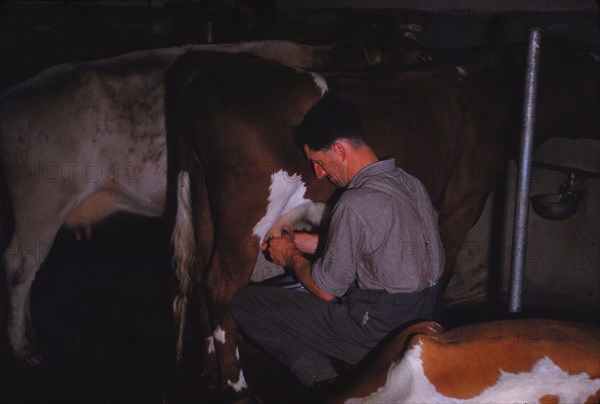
[361,180,431,246]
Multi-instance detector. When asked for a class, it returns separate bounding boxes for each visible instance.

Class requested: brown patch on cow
[420,319,600,399]
[538,394,559,404]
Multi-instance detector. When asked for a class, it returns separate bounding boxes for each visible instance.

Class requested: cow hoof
[14,346,42,367]
[25,353,42,366]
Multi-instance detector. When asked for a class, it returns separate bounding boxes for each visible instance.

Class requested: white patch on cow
[213,326,226,344]
[290,68,327,95]
[268,202,328,238]
[251,170,328,282]
[347,341,600,403]
[236,347,240,360]
[206,336,215,354]
[252,170,325,244]
[404,31,417,40]
[456,66,467,76]
[227,369,249,392]
[309,72,328,95]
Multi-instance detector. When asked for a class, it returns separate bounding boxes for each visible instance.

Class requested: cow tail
[171,170,195,362]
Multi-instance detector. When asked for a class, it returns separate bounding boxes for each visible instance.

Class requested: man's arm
[264,236,334,301]
[291,232,319,255]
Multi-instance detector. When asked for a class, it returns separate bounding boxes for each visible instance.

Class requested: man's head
[293,95,377,187]
[293,94,364,150]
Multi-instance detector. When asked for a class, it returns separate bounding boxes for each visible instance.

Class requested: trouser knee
[231,286,258,329]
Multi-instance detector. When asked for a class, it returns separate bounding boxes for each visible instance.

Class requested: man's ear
[332,141,346,160]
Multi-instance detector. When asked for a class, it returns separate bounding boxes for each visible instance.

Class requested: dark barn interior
[1,1,598,403]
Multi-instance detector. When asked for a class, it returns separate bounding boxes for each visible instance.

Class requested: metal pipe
[509,28,542,313]
[206,21,213,43]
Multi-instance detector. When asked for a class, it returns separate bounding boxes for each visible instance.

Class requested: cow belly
[348,342,600,404]
[64,187,164,232]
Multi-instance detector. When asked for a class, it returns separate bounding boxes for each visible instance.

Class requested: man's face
[303,144,348,187]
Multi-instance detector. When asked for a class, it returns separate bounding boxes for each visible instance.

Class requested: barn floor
[1,217,598,404]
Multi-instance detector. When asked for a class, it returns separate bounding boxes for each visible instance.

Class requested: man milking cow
[232,95,445,387]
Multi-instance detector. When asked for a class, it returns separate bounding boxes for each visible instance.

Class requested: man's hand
[262,229,319,257]
[262,234,300,268]
[262,232,334,302]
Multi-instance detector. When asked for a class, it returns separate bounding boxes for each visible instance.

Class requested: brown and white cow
[165,51,505,396]
[166,44,599,397]
[330,318,600,403]
[0,34,428,367]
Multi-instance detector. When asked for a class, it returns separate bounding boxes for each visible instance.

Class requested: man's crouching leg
[232,285,339,387]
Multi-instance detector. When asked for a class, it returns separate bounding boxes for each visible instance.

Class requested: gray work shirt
[311,158,445,297]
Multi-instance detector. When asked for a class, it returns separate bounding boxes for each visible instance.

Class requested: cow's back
[333,318,600,404]
[322,65,504,207]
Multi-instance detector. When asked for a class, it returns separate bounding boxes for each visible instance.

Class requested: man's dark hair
[293,94,364,150]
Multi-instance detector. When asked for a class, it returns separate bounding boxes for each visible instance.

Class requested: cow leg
[436,104,503,296]
[191,178,220,383]
[203,236,257,398]
[437,167,498,292]
[3,222,61,365]
[199,289,219,386]
[189,218,219,387]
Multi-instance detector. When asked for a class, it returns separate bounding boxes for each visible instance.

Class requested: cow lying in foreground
[331,318,600,403]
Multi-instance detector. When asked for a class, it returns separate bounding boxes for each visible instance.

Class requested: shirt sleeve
[311,199,365,297]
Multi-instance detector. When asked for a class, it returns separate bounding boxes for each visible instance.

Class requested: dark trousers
[231,283,440,384]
